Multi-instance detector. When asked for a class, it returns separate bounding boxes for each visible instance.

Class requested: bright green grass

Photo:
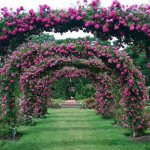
[0,108,150,150]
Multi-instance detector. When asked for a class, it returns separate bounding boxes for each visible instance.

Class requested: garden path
[62,99,80,108]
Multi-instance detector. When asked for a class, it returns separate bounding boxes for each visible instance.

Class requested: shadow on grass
[5,138,129,150]
[37,119,107,124]
[45,138,128,146]
[37,126,113,131]
[46,115,97,118]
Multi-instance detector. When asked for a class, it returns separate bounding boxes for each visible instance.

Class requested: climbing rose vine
[0,0,150,58]
[0,40,148,137]
[25,68,113,118]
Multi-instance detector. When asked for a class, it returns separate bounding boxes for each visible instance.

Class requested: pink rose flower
[130,24,134,31]
[102,26,109,32]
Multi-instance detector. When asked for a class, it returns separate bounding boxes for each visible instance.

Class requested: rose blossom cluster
[0,0,150,57]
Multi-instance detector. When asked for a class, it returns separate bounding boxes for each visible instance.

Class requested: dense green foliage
[0,108,150,150]
[51,77,95,100]
[125,46,150,86]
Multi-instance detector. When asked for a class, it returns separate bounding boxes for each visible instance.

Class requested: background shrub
[81,97,96,109]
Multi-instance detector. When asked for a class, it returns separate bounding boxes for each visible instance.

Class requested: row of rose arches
[0,0,149,137]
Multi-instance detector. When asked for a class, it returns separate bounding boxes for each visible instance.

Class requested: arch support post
[132,128,138,138]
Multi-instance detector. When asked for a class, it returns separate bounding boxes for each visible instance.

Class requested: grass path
[0,108,150,150]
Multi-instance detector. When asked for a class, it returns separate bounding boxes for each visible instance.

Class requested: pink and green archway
[0,41,147,137]
[27,68,113,118]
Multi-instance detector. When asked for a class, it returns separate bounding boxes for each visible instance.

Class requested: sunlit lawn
[0,108,150,150]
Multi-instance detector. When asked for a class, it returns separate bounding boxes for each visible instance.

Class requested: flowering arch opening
[29,68,113,118]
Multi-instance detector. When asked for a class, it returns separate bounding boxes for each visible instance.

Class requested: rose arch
[0,40,147,137]
[0,0,150,59]
[26,68,114,119]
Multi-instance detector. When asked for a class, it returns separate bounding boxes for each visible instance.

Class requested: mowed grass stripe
[0,108,150,150]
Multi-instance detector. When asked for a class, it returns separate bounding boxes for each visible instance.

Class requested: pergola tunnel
[0,41,147,138]
[0,0,149,140]
[25,68,114,119]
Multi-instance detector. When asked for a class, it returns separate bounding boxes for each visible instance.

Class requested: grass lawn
[0,108,150,150]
